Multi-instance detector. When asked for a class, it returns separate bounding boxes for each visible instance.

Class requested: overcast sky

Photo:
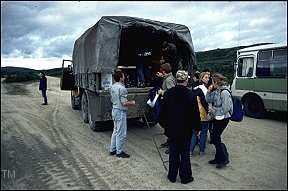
[1,1,287,70]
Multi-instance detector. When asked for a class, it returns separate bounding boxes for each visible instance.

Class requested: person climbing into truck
[160,41,179,76]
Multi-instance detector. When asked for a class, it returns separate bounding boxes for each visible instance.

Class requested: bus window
[271,48,287,77]
[257,50,272,77]
[238,57,254,77]
[257,48,287,78]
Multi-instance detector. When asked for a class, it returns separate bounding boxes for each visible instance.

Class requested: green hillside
[195,43,272,85]
[1,67,62,83]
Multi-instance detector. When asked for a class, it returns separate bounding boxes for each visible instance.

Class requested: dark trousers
[208,121,213,142]
[168,138,192,182]
[42,90,47,104]
[211,118,229,162]
[136,56,150,84]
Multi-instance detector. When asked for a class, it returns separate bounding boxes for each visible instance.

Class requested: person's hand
[197,131,201,136]
[131,100,136,105]
[159,59,165,64]
[158,89,164,95]
[156,72,163,78]
[208,85,214,92]
[208,106,213,113]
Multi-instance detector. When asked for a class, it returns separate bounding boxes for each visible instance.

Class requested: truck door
[60,59,77,90]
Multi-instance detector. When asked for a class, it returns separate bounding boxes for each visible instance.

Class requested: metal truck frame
[60,16,197,131]
[231,41,287,118]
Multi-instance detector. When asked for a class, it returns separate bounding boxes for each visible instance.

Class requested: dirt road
[1,76,287,190]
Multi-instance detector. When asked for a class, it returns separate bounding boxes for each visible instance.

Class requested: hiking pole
[142,112,168,171]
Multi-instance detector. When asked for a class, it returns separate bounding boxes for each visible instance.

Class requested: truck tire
[81,92,89,123]
[243,96,266,118]
[71,95,80,110]
[89,121,104,132]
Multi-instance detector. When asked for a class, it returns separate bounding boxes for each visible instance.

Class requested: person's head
[113,69,125,83]
[162,41,168,52]
[202,68,211,77]
[39,71,45,77]
[176,70,189,86]
[199,72,210,84]
[211,73,226,87]
[192,71,200,82]
[162,63,172,74]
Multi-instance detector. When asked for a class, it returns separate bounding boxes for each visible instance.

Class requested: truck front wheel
[81,92,89,123]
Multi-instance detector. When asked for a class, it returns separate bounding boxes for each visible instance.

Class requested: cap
[176,70,189,81]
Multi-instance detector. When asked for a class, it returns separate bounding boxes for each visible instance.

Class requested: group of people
[108,64,233,184]
[136,41,180,88]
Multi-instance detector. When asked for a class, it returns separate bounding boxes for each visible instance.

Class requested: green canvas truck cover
[72,16,196,74]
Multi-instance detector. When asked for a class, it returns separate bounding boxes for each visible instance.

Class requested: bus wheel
[243,96,266,118]
[81,92,89,123]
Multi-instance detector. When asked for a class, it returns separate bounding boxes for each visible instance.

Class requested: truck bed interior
[117,25,191,88]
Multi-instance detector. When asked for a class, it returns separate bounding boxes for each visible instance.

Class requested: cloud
[1,1,287,69]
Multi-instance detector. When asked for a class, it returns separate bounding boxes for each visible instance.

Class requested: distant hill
[1,67,62,77]
[1,67,63,83]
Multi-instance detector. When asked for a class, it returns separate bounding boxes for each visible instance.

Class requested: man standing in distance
[39,71,48,105]
[159,70,201,184]
[109,69,136,158]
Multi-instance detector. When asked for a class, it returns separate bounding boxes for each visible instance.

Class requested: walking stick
[142,112,168,171]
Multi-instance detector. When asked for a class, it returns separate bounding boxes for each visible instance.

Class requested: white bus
[231,41,287,118]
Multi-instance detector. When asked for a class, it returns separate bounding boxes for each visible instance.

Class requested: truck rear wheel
[89,121,112,132]
[81,92,89,123]
[89,121,102,132]
[71,94,80,110]
[243,96,266,118]
[89,121,104,132]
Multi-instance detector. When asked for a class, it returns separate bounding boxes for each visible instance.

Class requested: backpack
[221,89,244,122]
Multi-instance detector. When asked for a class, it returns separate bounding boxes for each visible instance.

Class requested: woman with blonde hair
[206,73,233,169]
[190,72,210,155]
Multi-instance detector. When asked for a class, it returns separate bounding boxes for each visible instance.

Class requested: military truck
[60,16,197,132]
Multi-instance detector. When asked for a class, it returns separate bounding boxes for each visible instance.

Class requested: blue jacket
[39,76,47,91]
[149,86,161,122]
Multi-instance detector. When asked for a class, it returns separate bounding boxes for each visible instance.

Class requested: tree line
[1,67,62,83]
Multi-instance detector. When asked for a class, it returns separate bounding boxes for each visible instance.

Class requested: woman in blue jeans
[190,72,210,155]
[205,73,233,169]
